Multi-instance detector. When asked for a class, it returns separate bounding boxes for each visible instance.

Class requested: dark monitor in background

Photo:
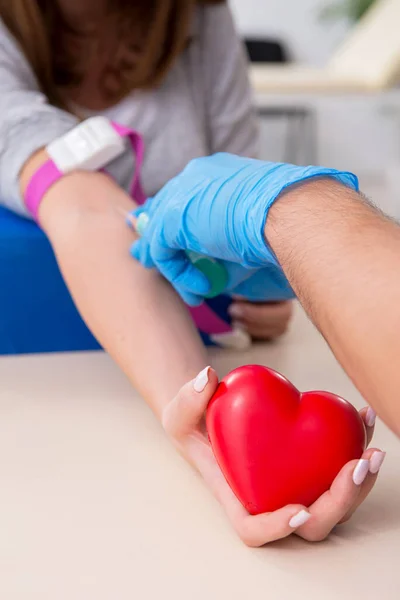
[244,39,290,63]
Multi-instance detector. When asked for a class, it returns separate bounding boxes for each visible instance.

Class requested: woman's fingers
[232,505,311,548]
[296,447,385,542]
[183,424,313,547]
[229,300,293,325]
[162,366,219,440]
[241,322,289,341]
[232,411,381,545]
[338,406,380,524]
[339,447,385,524]
[228,301,293,340]
[163,377,381,546]
[359,406,376,446]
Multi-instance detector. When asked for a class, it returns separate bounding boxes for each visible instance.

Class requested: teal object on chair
[0,206,100,355]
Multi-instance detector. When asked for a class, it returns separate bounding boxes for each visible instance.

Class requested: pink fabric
[188,305,231,334]
[111,122,146,204]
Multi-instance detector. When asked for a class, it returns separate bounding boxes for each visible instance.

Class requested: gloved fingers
[130,239,155,269]
[178,289,205,307]
[129,202,159,268]
[129,209,210,303]
[151,241,211,300]
[130,240,204,305]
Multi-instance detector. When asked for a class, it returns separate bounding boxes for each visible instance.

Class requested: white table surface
[0,305,398,600]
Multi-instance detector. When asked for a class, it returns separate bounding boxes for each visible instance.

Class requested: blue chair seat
[0,207,100,355]
[0,207,231,355]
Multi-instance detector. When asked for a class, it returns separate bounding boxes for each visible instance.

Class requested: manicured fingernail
[289,510,311,529]
[369,451,386,474]
[232,320,248,332]
[365,407,376,427]
[193,367,210,393]
[228,304,243,319]
[353,459,370,485]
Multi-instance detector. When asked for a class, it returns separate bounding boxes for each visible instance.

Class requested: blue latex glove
[232,264,295,302]
[131,154,358,305]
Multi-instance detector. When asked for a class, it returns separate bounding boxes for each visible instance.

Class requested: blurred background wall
[232,0,348,65]
[231,0,400,179]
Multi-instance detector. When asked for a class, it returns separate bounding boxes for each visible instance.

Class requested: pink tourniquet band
[25,120,232,337]
[25,121,147,222]
[25,160,63,221]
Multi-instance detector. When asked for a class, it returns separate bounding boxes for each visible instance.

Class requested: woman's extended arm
[21,152,208,417]
[0,21,207,408]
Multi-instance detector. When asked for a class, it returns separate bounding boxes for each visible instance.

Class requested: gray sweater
[0,4,258,218]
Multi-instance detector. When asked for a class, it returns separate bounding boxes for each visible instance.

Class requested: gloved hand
[131,153,358,305]
[231,264,295,302]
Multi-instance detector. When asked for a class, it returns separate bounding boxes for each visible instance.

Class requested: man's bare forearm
[265,179,400,434]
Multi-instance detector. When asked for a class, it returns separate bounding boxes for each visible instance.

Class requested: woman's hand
[163,366,384,547]
[228,300,293,341]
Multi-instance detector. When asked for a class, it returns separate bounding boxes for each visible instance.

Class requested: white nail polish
[289,510,311,529]
[352,459,370,485]
[228,304,243,319]
[369,451,386,474]
[231,320,247,332]
[365,407,376,428]
[210,327,251,350]
[193,367,210,393]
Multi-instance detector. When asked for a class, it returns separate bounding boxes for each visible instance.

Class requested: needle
[115,206,137,230]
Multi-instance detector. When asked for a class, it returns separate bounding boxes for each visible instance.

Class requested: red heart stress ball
[206,365,366,515]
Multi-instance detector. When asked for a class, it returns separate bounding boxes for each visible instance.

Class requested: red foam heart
[206,365,366,514]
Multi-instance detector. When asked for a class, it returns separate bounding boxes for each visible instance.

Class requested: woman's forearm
[21,162,208,416]
[265,178,400,434]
